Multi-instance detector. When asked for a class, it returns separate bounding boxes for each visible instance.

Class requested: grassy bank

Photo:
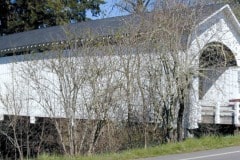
[37,135,240,160]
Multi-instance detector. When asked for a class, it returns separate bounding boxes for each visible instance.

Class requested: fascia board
[223,5,240,35]
[195,4,240,36]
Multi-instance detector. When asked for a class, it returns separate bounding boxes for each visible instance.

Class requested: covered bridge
[0,4,240,135]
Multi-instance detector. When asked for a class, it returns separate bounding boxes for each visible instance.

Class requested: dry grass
[36,135,240,160]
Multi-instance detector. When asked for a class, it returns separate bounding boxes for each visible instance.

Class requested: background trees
[0,0,104,35]
[115,0,153,13]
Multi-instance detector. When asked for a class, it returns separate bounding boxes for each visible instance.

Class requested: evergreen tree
[0,1,9,35]
[0,0,105,35]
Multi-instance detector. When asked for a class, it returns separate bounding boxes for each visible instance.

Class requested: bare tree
[0,1,233,157]
[115,0,154,13]
[0,61,48,159]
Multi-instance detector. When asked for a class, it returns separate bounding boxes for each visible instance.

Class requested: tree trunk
[88,120,105,155]
[177,99,184,142]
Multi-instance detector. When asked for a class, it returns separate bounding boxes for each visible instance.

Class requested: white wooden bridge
[201,99,240,126]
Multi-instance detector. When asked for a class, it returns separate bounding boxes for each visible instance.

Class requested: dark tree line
[0,0,104,35]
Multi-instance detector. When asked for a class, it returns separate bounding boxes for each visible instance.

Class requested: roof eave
[223,5,240,35]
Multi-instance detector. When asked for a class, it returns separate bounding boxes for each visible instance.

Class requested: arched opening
[199,42,237,99]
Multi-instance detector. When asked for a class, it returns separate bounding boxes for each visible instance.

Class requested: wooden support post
[215,102,220,124]
[0,114,3,121]
[234,102,240,126]
[234,127,239,135]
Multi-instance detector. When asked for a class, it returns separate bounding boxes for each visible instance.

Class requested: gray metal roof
[0,4,226,54]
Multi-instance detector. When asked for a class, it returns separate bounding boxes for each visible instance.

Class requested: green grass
[37,135,240,160]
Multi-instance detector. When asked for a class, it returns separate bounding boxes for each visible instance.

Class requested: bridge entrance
[198,42,240,130]
[199,42,237,99]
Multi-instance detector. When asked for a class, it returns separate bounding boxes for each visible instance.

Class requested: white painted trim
[224,5,240,34]
[196,4,240,36]
[198,5,229,27]
[235,102,240,126]
[215,102,220,124]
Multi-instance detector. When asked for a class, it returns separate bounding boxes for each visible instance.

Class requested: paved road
[140,146,240,160]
